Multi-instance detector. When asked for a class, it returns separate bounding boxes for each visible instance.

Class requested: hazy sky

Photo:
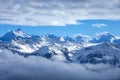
[0,0,120,36]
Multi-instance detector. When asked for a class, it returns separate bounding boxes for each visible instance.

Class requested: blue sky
[0,0,120,37]
[0,20,120,37]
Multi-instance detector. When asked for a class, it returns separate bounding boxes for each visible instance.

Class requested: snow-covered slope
[0,28,30,41]
[0,29,45,53]
[73,42,120,66]
[0,29,120,67]
[41,33,64,44]
[90,32,116,43]
[113,37,120,44]
[64,34,90,43]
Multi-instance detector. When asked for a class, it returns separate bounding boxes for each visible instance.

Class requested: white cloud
[0,49,120,80]
[0,0,120,26]
[92,23,107,28]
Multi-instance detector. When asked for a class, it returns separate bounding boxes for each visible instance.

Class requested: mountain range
[0,28,120,68]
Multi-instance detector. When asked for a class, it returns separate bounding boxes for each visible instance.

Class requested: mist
[0,49,120,80]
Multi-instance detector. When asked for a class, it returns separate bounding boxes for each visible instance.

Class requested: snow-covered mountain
[41,33,64,44]
[0,28,31,41]
[113,38,120,44]
[0,29,120,67]
[90,32,116,43]
[0,29,44,53]
[73,42,120,67]
[64,34,90,43]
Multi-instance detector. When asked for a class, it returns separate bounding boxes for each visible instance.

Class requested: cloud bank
[0,49,120,80]
[0,0,120,26]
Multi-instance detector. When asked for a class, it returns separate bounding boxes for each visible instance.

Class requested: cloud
[92,23,107,28]
[0,49,120,80]
[0,0,120,26]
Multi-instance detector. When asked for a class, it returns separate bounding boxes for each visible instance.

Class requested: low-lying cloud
[0,49,120,80]
[0,0,120,26]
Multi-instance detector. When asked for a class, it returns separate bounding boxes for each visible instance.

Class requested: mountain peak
[64,34,91,43]
[90,32,115,43]
[96,32,112,37]
[15,28,22,32]
[13,28,25,37]
[45,33,59,39]
[0,28,30,41]
[96,32,115,40]
[72,34,91,42]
